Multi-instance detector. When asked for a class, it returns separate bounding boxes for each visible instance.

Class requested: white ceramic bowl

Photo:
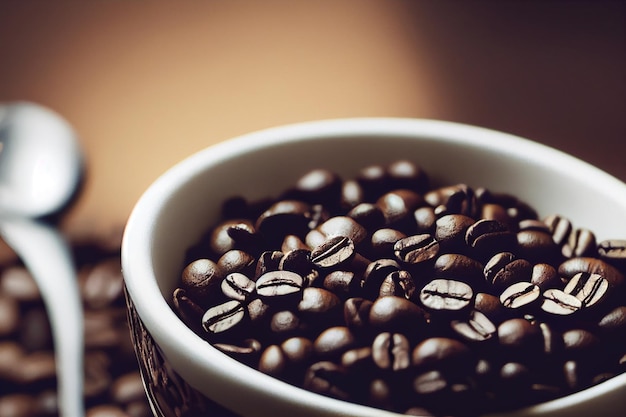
[122,118,626,417]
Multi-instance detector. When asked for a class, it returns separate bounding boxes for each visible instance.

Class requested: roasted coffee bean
[313,326,357,359]
[360,259,401,299]
[323,270,359,297]
[412,337,473,373]
[340,179,365,210]
[0,266,41,302]
[435,214,475,253]
[541,289,582,316]
[497,318,543,358]
[347,203,386,231]
[379,270,415,300]
[202,300,246,334]
[597,306,626,336]
[341,346,375,373]
[516,230,561,264]
[419,279,473,313]
[499,282,541,310]
[80,257,124,310]
[255,270,304,299]
[450,310,496,343]
[278,248,316,281]
[413,206,437,234]
[311,236,355,269]
[371,332,411,372]
[255,200,312,244]
[597,239,626,269]
[393,234,439,265]
[258,344,287,377]
[426,184,477,218]
[518,219,552,233]
[412,369,448,396]
[213,338,263,364]
[369,296,427,333]
[221,272,255,301]
[474,292,508,324]
[281,336,314,366]
[297,287,342,322]
[530,263,562,290]
[246,297,272,324]
[303,361,351,401]
[386,160,429,193]
[558,257,625,289]
[484,253,532,290]
[254,250,284,278]
[344,297,373,335]
[270,310,305,338]
[433,253,485,290]
[209,219,257,256]
[181,258,222,304]
[538,321,563,356]
[465,219,515,260]
[281,235,309,253]
[291,168,342,206]
[216,249,256,277]
[0,293,19,336]
[370,228,407,259]
[562,228,596,258]
[376,189,424,229]
[543,214,572,246]
[172,288,205,332]
[480,203,514,228]
[563,272,609,309]
[562,328,602,359]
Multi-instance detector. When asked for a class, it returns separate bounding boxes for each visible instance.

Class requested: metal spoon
[0,102,85,417]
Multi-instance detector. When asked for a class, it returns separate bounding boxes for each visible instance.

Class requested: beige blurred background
[0,0,624,240]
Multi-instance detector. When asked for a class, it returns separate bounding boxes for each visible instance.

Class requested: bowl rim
[122,117,626,417]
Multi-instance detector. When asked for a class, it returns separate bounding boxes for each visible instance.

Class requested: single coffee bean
[281,235,309,253]
[518,219,552,233]
[465,219,515,260]
[270,310,304,338]
[450,310,496,343]
[246,297,272,325]
[255,200,312,244]
[379,270,416,300]
[172,288,205,333]
[499,282,541,310]
[281,336,314,366]
[312,216,367,247]
[209,219,257,256]
[393,234,439,265]
[474,292,508,324]
[386,160,429,193]
[562,228,596,258]
[538,321,564,357]
[419,279,473,313]
[255,270,304,299]
[563,272,609,309]
[541,289,582,316]
[516,230,561,264]
[372,332,411,372]
[480,203,514,228]
[357,164,388,201]
[323,270,359,297]
[413,206,437,234]
[213,338,263,365]
[597,306,626,336]
[530,263,562,290]
[313,326,357,359]
[562,328,602,359]
[254,250,284,279]
[376,189,424,229]
[413,369,448,396]
[426,184,477,218]
[344,297,373,335]
[341,346,376,375]
[278,249,316,282]
[485,253,532,290]
[202,300,246,334]
[347,203,386,231]
[361,259,401,299]
[369,296,427,333]
[297,287,341,321]
[370,228,407,259]
[543,214,572,246]
[411,337,473,372]
[303,361,351,401]
[311,236,355,269]
[181,258,222,304]
[221,272,255,301]
[435,214,475,253]
[217,249,256,277]
[597,239,626,269]
[433,253,485,290]
[497,318,543,358]
[291,168,343,206]
[340,179,365,210]
[258,344,287,377]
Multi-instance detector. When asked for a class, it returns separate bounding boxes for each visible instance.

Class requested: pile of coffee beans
[173,160,626,417]
[0,232,151,417]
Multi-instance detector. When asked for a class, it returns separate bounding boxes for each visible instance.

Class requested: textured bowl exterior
[122,118,626,417]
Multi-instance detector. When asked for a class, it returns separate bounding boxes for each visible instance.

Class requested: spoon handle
[0,217,84,417]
